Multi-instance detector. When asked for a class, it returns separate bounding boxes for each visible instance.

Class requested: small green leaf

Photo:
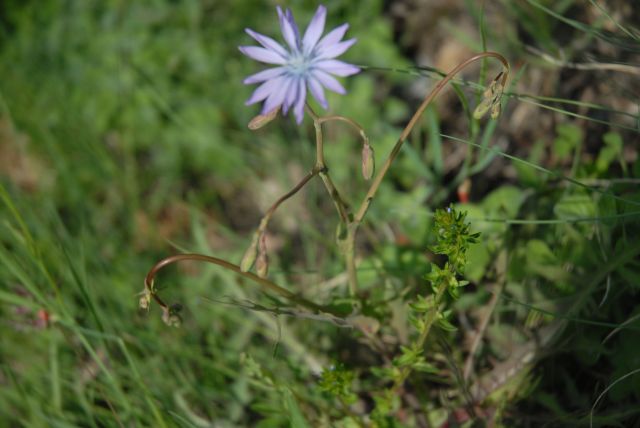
[409,295,434,313]
[554,193,596,220]
[412,361,439,373]
[553,123,582,160]
[283,389,310,428]
[240,232,260,272]
[596,132,623,173]
[437,317,457,332]
[523,239,569,284]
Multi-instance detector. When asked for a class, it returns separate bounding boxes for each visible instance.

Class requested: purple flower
[239,5,360,124]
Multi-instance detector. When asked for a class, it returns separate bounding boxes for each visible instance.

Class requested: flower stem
[345,226,358,297]
[307,105,352,224]
[318,115,368,144]
[307,104,360,296]
[258,167,320,234]
[338,52,509,300]
[353,52,508,227]
[318,170,351,225]
[144,253,332,314]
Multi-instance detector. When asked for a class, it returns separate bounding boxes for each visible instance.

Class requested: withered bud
[139,294,150,310]
[457,178,472,203]
[138,288,151,310]
[240,232,261,272]
[473,97,492,120]
[248,107,280,130]
[161,304,183,327]
[490,101,501,119]
[347,315,381,336]
[473,73,504,120]
[256,233,269,278]
[361,142,374,180]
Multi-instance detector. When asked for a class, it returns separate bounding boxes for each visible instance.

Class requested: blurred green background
[0,1,409,425]
[1,0,639,426]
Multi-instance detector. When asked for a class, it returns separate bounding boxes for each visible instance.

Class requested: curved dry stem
[340,52,509,297]
[306,104,352,224]
[353,52,509,225]
[318,115,368,145]
[258,167,320,233]
[144,253,331,314]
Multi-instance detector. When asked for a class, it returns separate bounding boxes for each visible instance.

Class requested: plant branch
[462,282,502,380]
[318,115,368,146]
[306,104,360,296]
[393,275,449,392]
[333,52,509,300]
[144,253,332,314]
[353,52,509,226]
[307,105,352,224]
[258,167,320,233]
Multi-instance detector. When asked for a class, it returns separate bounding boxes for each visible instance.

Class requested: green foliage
[553,123,583,161]
[432,208,478,264]
[369,206,476,421]
[596,132,624,174]
[318,364,357,405]
[1,1,639,427]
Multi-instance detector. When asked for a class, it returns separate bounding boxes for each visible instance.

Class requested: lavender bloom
[239,5,360,124]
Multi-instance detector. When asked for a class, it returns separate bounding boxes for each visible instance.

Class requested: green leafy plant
[3,2,640,426]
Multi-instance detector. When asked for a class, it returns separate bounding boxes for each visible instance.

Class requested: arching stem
[345,52,509,295]
[144,253,332,315]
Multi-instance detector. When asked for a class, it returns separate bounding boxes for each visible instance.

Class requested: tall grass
[1,0,639,426]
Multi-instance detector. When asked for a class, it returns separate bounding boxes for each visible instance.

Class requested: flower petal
[245,76,284,105]
[315,59,360,77]
[245,29,288,58]
[316,23,349,51]
[239,46,286,64]
[293,79,307,124]
[317,38,356,59]
[283,76,301,114]
[277,6,299,51]
[243,67,286,85]
[313,70,346,95]
[240,6,359,126]
[308,75,328,109]
[302,5,326,54]
[262,76,291,114]
[285,9,300,41]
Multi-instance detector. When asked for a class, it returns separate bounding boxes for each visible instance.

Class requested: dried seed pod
[457,178,471,203]
[361,142,375,180]
[139,293,150,310]
[248,107,280,130]
[473,97,493,120]
[240,232,261,272]
[161,304,183,327]
[490,101,501,119]
[473,72,505,120]
[256,233,269,278]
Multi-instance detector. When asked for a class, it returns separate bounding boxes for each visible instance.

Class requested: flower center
[287,51,312,75]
